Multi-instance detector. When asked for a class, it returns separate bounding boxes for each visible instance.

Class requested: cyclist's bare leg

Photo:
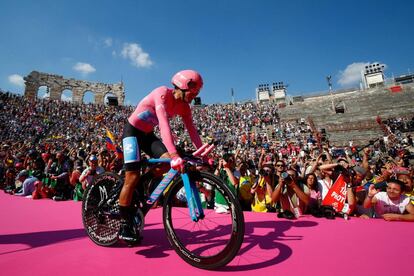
[119,151,169,206]
[118,170,141,243]
[119,170,140,207]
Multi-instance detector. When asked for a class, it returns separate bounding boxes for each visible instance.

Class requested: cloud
[104,37,113,47]
[73,62,96,75]
[337,62,369,86]
[337,62,388,87]
[8,74,25,87]
[121,43,153,68]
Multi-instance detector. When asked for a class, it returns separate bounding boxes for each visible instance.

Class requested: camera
[321,206,336,219]
[311,205,336,219]
[281,172,292,181]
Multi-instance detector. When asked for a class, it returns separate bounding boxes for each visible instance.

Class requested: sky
[1,0,413,105]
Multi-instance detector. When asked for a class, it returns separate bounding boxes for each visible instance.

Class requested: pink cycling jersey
[128,86,202,154]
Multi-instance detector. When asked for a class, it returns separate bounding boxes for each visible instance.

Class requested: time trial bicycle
[82,143,244,270]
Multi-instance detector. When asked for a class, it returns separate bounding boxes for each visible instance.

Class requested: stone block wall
[278,84,414,146]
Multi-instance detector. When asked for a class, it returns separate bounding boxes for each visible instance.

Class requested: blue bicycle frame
[144,158,205,222]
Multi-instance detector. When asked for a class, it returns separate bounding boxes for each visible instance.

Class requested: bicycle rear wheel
[163,171,244,270]
[82,172,123,246]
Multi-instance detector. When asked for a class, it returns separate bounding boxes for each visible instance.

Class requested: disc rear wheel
[82,173,123,246]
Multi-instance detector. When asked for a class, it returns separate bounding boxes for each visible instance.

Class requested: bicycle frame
[144,158,205,222]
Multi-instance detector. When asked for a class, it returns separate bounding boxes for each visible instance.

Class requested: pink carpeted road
[1,191,413,276]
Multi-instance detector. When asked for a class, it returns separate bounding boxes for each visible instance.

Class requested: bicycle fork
[181,173,205,221]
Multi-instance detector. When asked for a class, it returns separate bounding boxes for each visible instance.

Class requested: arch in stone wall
[103,91,117,105]
[83,90,95,104]
[23,71,125,105]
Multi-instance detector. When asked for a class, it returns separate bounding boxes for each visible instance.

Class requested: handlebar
[146,142,215,167]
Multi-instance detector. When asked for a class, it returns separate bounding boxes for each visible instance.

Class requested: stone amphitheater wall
[278,83,414,146]
[23,71,125,105]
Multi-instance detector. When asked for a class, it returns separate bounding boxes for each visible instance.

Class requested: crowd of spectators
[384,117,414,134]
[1,90,414,221]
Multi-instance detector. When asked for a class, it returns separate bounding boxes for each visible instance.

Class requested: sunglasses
[276,164,285,167]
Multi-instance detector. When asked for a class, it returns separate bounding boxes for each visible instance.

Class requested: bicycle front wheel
[163,171,244,270]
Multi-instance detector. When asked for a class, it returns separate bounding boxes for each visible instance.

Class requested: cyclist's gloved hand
[170,155,185,172]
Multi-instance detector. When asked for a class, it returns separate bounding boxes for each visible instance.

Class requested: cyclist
[119,69,204,243]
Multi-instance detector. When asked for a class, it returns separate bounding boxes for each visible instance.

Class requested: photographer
[272,168,310,219]
[214,153,239,213]
[79,155,105,190]
[250,162,276,213]
[318,163,356,216]
[274,160,286,183]
[237,161,254,211]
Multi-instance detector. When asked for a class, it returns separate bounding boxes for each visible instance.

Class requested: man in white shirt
[363,179,414,221]
[79,155,105,190]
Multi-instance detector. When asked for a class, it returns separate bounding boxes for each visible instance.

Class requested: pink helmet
[171,70,203,97]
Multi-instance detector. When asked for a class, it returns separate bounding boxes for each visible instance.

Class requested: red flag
[322,174,349,213]
[115,145,123,159]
